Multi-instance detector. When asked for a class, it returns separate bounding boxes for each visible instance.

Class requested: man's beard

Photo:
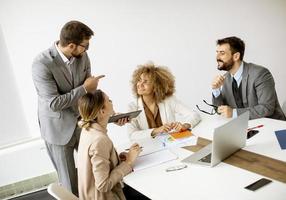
[71,50,84,59]
[217,59,234,71]
[71,52,83,59]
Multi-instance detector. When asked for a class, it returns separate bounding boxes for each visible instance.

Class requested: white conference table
[123,114,286,200]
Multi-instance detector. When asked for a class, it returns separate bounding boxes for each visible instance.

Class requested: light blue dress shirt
[212,62,244,118]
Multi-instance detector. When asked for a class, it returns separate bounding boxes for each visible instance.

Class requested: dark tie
[232,78,243,108]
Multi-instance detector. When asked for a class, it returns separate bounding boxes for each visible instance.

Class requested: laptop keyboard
[199,153,212,163]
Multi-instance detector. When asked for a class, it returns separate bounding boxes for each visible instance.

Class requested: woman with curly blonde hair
[127,62,201,140]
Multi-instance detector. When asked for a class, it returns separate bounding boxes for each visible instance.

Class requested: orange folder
[169,130,193,140]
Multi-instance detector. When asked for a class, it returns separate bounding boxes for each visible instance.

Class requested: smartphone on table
[245,178,272,191]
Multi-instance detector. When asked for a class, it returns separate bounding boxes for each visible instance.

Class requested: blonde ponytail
[78,90,105,131]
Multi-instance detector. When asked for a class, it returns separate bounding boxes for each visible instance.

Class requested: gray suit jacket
[212,62,286,120]
[32,44,91,145]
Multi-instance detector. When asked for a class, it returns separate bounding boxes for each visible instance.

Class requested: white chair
[47,183,79,200]
[282,100,286,116]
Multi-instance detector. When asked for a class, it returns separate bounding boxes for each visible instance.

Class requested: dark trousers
[123,184,151,200]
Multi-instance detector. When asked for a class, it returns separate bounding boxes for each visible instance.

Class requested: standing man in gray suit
[32,21,104,195]
[211,36,285,120]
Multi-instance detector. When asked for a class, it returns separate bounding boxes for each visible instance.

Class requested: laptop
[182,111,249,167]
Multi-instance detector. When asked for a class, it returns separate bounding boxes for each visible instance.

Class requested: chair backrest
[47,183,79,200]
[282,101,286,116]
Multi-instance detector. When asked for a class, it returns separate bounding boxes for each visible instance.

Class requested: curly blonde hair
[131,62,175,103]
[78,90,105,130]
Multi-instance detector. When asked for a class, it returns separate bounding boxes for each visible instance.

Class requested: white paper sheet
[133,149,178,171]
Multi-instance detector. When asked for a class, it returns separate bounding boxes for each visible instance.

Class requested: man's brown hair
[59,20,94,47]
[217,36,245,60]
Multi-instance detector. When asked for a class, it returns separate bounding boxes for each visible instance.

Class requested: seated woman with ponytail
[77,90,144,200]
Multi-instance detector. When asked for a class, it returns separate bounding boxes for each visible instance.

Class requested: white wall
[0,26,29,146]
[0,0,286,145]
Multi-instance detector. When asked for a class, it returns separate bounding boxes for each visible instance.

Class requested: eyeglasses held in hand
[196,100,219,115]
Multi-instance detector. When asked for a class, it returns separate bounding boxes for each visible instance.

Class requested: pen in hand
[125,146,143,151]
